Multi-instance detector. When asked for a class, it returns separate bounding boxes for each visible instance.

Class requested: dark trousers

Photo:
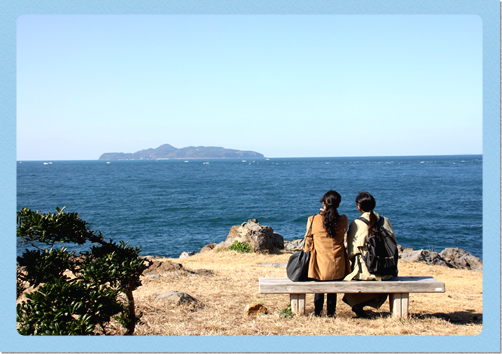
[314,293,337,316]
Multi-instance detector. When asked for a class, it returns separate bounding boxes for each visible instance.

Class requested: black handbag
[286,215,315,282]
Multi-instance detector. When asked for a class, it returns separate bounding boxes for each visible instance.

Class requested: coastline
[172,228,483,273]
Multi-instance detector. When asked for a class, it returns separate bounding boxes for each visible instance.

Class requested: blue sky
[17,15,482,160]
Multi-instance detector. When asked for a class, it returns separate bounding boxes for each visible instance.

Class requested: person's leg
[326,293,337,317]
[314,293,324,316]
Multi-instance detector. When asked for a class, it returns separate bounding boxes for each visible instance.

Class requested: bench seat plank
[259,276,445,294]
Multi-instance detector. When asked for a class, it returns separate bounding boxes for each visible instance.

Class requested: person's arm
[346,220,358,258]
[384,217,397,242]
[385,218,395,234]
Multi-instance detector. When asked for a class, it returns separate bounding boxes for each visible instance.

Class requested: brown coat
[303,213,350,281]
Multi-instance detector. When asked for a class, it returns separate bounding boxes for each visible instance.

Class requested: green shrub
[279,305,294,318]
[228,240,252,253]
[16,207,148,335]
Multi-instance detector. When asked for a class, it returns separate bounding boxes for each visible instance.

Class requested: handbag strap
[305,214,316,238]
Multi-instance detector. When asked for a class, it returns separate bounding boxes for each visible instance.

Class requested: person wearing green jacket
[343,191,398,318]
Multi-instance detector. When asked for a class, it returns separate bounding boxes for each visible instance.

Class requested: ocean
[17,155,482,259]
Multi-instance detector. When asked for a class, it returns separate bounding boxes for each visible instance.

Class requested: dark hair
[355,191,377,233]
[319,190,341,238]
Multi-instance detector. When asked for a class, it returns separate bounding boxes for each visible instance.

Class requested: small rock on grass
[143,260,183,275]
[146,274,162,279]
[179,251,196,259]
[200,243,217,253]
[155,291,199,305]
[245,303,267,315]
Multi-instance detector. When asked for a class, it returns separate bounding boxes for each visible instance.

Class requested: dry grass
[132,250,482,336]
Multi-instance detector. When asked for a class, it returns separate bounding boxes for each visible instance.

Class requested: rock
[146,274,162,279]
[245,219,262,231]
[179,251,196,259]
[226,225,248,243]
[399,249,449,267]
[399,250,425,262]
[440,248,483,272]
[425,251,450,267]
[142,260,183,275]
[397,247,481,271]
[219,219,280,253]
[273,233,284,249]
[245,303,267,315]
[200,243,216,253]
[284,239,305,251]
[213,241,227,250]
[397,244,415,255]
[155,291,199,305]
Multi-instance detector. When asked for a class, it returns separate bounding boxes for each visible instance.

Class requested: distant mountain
[98,144,265,160]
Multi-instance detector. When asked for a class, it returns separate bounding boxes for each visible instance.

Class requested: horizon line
[17,153,483,162]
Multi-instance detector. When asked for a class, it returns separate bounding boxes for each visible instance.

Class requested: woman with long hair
[303,190,350,317]
[343,191,398,318]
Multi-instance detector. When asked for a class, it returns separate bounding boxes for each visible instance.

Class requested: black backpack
[357,216,398,276]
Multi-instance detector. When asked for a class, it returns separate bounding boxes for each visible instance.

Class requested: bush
[16,207,148,335]
[279,305,294,318]
[228,240,251,253]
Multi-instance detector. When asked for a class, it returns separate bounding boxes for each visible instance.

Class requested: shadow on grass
[357,309,483,325]
[351,309,483,325]
[413,310,483,324]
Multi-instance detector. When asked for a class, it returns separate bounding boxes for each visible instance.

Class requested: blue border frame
[1,0,499,352]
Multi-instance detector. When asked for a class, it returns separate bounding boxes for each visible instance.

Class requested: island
[98,144,265,160]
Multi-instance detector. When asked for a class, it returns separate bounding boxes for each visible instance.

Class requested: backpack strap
[357,215,384,226]
[357,216,369,225]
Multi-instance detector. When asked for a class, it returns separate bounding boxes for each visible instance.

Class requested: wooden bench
[259,276,445,318]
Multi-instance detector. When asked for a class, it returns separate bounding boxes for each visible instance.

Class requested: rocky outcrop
[273,233,285,250]
[399,249,450,267]
[214,219,284,253]
[279,239,482,271]
[399,246,482,272]
[173,225,482,272]
[439,247,483,272]
[142,260,213,277]
[283,239,305,251]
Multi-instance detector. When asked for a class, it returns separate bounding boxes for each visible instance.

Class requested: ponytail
[320,190,342,238]
[368,211,378,237]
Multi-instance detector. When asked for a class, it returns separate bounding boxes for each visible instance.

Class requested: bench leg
[389,293,409,319]
[290,294,306,315]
